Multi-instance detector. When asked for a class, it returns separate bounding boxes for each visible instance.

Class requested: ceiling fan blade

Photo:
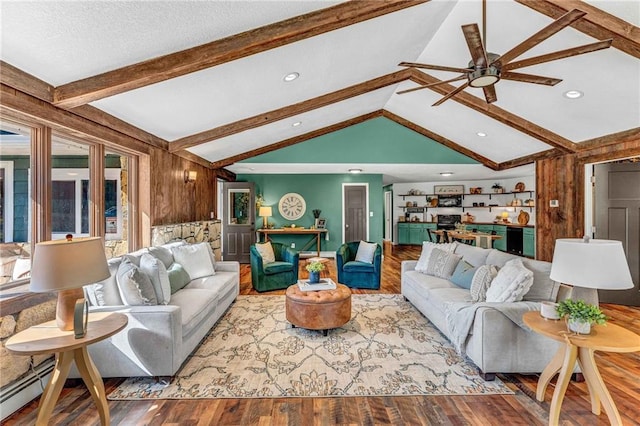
[503,39,613,71]
[495,9,587,66]
[432,82,470,107]
[501,71,562,86]
[462,23,489,67]
[398,61,472,74]
[397,75,468,94]
[483,85,497,104]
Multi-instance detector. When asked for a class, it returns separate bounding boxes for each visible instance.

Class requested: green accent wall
[242,117,477,165]
[238,173,383,252]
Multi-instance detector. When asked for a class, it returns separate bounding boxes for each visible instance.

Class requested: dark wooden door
[344,185,367,243]
[222,182,255,263]
[594,162,640,305]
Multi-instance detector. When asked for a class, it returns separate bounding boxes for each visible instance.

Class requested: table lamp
[30,236,110,331]
[550,237,633,293]
[501,211,510,223]
[259,206,272,228]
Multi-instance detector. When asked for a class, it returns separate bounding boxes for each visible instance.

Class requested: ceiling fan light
[468,67,500,87]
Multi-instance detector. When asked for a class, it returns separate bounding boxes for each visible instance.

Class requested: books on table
[297,278,337,292]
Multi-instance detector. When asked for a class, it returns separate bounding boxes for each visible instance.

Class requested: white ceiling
[1,0,639,184]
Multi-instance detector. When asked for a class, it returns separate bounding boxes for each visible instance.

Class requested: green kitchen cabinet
[397,223,410,244]
[523,227,535,258]
[476,224,494,233]
[409,223,425,245]
[493,225,507,251]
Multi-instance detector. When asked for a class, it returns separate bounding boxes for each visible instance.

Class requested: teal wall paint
[239,173,384,252]
[242,117,477,165]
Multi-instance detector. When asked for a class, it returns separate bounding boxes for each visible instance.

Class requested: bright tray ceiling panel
[0,1,342,85]
[90,2,448,141]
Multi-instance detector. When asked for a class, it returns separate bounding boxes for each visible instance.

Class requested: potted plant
[305,260,326,284]
[556,299,607,335]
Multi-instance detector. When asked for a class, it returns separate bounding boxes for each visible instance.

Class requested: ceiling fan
[398,0,613,106]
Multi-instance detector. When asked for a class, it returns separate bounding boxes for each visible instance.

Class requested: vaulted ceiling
[1,0,639,183]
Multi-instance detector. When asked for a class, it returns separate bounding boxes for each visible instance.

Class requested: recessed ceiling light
[563,90,583,99]
[292,121,302,127]
[476,132,487,137]
[440,172,454,177]
[283,72,299,82]
[67,172,78,176]
[349,168,362,174]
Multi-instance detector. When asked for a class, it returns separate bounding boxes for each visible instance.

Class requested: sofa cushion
[404,270,454,292]
[255,241,276,264]
[355,241,377,264]
[168,288,217,337]
[148,245,175,269]
[122,248,150,267]
[486,258,534,303]
[140,253,171,305]
[167,262,191,294]
[264,261,294,275]
[116,258,158,306]
[426,248,462,279]
[184,271,237,296]
[450,260,476,289]
[470,264,498,303]
[522,258,560,302]
[415,242,456,273]
[84,258,123,306]
[343,260,375,273]
[454,244,491,267]
[171,243,216,280]
[485,249,519,268]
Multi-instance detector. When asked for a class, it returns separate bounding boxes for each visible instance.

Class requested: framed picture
[434,185,464,195]
[315,218,326,229]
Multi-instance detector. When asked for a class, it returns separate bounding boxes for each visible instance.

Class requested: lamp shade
[259,206,272,217]
[550,238,633,290]
[30,237,110,293]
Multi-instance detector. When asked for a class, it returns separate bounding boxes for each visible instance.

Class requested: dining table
[433,230,502,248]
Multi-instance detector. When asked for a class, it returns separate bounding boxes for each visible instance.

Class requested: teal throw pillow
[450,260,476,290]
[167,262,191,294]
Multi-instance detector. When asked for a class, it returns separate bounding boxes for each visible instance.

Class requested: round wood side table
[5,312,128,426]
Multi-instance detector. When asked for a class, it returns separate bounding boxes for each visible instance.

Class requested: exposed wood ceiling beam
[515,0,640,58]
[214,168,237,182]
[0,60,53,102]
[52,0,428,109]
[576,127,640,163]
[576,127,640,151]
[409,69,578,153]
[169,70,412,152]
[497,149,562,170]
[382,110,499,170]
[173,149,214,169]
[210,111,383,169]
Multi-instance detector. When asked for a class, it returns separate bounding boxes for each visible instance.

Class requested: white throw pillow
[116,258,158,306]
[470,264,499,303]
[140,253,171,305]
[355,241,377,264]
[85,258,123,306]
[254,241,276,264]
[426,247,462,279]
[148,245,175,269]
[415,242,456,273]
[171,243,216,280]
[485,258,534,303]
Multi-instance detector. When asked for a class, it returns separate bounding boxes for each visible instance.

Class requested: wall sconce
[184,170,197,183]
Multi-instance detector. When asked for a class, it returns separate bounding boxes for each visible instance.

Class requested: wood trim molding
[173,149,214,169]
[214,168,237,182]
[169,70,412,152]
[52,1,428,109]
[0,60,53,103]
[515,0,640,59]
[210,111,383,168]
[408,69,578,153]
[31,126,52,243]
[496,148,563,169]
[381,110,499,169]
[89,144,106,237]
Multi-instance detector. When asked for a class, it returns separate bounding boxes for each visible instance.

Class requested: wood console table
[5,312,128,425]
[257,228,328,257]
[523,311,640,426]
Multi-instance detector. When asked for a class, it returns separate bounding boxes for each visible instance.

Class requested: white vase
[568,318,591,334]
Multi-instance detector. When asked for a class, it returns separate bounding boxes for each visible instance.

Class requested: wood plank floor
[5,245,640,425]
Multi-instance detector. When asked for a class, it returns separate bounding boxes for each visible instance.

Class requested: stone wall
[151,220,221,260]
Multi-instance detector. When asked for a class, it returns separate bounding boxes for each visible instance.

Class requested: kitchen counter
[398,221,534,228]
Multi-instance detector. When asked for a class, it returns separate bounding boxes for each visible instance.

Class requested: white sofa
[75,241,239,378]
[401,243,596,380]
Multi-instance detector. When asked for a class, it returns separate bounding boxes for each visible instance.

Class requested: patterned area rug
[108,294,513,399]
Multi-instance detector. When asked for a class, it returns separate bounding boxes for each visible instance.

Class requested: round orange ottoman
[285,283,352,336]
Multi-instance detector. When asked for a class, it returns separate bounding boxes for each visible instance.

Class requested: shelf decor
[434,185,464,195]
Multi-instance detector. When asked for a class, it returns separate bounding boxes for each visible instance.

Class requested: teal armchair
[250,242,299,292]
[336,241,381,289]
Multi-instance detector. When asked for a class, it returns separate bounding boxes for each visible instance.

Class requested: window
[104,150,130,259]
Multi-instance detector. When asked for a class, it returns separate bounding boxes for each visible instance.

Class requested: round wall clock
[278,193,306,220]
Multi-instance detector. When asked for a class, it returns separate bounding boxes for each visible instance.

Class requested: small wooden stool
[285,283,351,336]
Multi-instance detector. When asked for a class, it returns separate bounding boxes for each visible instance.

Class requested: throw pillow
[415,242,456,273]
[450,260,476,289]
[470,264,499,303]
[486,258,534,303]
[171,242,216,280]
[426,247,462,279]
[167,262,191,294]
[355,241,377,264]
[254,241,276,264]
[140,253,171,305]
[148,245,175,269]
[116,258,158,306]
[85,258,123,306]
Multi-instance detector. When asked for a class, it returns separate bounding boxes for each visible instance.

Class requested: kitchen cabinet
[397,222,436,245]
[493,225,507,251]
[523,227,535,258]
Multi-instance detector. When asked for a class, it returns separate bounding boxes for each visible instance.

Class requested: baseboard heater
[0,359,54,421]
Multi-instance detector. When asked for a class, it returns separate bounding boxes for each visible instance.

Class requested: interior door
[594,162,640,305]
[222,182,255,263]
[343,184,367,242]
[384,190,392,241]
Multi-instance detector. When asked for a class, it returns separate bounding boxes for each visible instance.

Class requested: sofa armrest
[282,247,299,265]
[215,260,240,274]
[401,260,418,274]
